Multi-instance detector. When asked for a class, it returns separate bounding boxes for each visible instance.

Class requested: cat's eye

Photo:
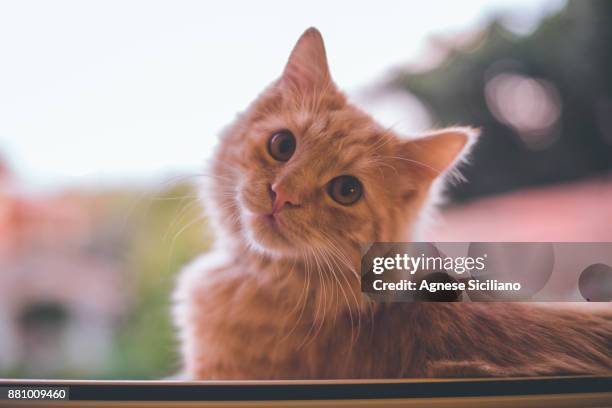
[268,130,296,162]
[327,175,363,206]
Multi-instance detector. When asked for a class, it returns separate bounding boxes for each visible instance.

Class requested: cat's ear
[397,127,479,183]
[280,27,332,94]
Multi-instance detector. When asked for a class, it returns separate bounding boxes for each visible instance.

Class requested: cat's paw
[425,360,507,378]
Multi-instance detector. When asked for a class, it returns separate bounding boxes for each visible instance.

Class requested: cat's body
[173,28,612,379]
[175,248,612,379]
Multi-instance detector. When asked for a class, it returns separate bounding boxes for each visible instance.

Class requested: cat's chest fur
[176,252,328,378]
[173,250,369,379]
[174,251,612,380]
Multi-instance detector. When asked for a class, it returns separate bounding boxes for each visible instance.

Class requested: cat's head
[207,28,477,259]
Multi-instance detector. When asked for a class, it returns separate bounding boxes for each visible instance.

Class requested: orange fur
[173,28,612,379]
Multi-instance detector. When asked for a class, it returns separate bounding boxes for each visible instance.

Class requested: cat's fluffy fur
[173,28,612,379]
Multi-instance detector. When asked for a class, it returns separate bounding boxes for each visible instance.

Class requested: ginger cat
[173,28,612,379]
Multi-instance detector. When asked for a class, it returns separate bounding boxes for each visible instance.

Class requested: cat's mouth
[261,213,281,230]
[257,212,289,237]
[244,210,294,253]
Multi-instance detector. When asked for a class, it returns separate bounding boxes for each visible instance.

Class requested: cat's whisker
[151,193,201,201]
[323,247,342,329]
[163,197,203,242]
[163,213,208,278]
[278,257,307,344]
[369,124,400,153]
[300,253,313,344]
[319,234,360,282]
[297,249,320,350]
[315,246,340,327]
[121,171,233,227]
[322,240,363,322]
[186,170,238,185]
[368,156,400,178]
[380,155,441,174]
[157,172,213,186]
[117,172,219,248]
[317,235,362,346]
[307,248,328,346]
[169,215,206,251]
[306,247,333,348]
[318,245,354,342]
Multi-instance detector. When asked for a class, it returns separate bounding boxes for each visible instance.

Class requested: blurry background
[0,0,611,379]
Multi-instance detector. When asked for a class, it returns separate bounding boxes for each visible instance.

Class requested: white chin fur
[242,214,299,259]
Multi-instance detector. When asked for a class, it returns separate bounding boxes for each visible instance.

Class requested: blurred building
[0,157,125,375]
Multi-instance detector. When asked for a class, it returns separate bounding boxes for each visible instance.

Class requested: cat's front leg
[174,251,307,379]
[173,252,248,379]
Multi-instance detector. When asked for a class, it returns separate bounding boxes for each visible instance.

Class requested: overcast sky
[0,0,565,191]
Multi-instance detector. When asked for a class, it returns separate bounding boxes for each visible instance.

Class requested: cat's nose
[269,183,300,213]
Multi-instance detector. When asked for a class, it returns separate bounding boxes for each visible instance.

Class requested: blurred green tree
[392,0,612,201]
[104,182,211,379]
